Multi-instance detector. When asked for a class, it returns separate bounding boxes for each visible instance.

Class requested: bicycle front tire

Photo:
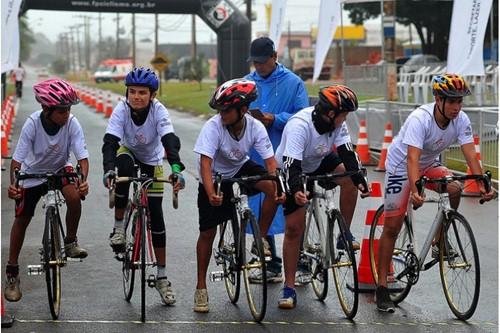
[44,206,62,319]
[242,212,267,322]
[329,210,358,319]
[439,211,480,320]
[304,198,328,301]
[122,202,136,301]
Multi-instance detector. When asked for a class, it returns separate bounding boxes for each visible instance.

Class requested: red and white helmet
[33,79,80,108]
[209,78,257,111]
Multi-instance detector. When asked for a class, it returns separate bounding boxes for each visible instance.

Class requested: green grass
[84,80,378,116]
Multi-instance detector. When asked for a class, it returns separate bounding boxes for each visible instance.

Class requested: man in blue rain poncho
[245,37,309,284]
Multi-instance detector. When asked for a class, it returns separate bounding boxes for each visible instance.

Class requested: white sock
[157,265,167,279]
[114,218,124,231]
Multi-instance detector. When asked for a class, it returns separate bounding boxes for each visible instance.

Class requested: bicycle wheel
[329,210,358,319]
[242,211,267,322]
[43,206,62,319]
[439,211,480,320]
[122,202,136,301]
[218,219,240,303]
[368,204,413,305]
[139,207,147,323]
[303,199,328,301]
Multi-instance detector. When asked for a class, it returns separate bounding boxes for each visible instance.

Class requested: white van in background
[93,59,133,83]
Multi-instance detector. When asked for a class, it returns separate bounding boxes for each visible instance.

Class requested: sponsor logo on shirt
[228,148,244,160]
[465,125,472,137]
[135,133,147,144]
[432,138,445,150]
[314,143,329,156]
[160,118,171,128]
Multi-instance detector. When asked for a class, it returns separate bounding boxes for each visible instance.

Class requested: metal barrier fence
[343,64,387,97]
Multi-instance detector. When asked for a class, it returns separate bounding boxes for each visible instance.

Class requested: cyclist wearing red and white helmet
[375,74,495,313]
[5,78,89,303]
[192,78,284,313]
[275,84,370,309]
[101,67,185,306]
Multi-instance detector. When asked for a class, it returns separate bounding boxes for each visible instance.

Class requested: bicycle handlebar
[300,168,367,194]
[214,169,286,197]
[415,171,492,207]
[112,175,178,209]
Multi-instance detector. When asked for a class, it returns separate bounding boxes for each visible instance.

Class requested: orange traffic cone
[358,208,379,292]
[1,126,10,158]
[358,181,400,292]
[356,120,375,166]
[96,93,104,113]
[463,135,482,196]
[375,122,393,172]
[1,295,14,328]
[104,95,113,118]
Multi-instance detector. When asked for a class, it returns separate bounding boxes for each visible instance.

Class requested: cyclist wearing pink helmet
[4,79,89,303]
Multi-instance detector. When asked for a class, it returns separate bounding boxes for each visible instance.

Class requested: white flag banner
[313,0,340,82]
[268,0,287,52]
[447,0,493,75]
[1,0,22,74]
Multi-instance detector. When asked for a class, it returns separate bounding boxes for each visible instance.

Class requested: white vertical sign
[313,0,340,82]
[447,0,493,75]
[1,0,22,73]
[268,0,287,51]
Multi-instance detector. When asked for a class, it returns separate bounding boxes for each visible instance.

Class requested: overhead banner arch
[21,0,250,84]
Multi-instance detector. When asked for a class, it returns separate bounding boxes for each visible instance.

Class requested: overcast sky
[25,0,379,44]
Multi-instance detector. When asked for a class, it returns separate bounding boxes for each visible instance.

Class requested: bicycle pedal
[209,271,224,282]
[66,257,82,262]
[147,274,156,288]
[27,265,43,276]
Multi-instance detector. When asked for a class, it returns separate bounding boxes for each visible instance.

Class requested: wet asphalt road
[1,73,498,333]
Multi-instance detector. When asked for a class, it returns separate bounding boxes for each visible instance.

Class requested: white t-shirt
[13,67,25,81]
[275,106,351,173]
[13,110,89,188]
[105,99,175,166]
[386,102,474,174]
[193,114,274,183]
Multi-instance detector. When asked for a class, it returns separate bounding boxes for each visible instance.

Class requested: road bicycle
[368,172,492,320]
[210,171,285,322]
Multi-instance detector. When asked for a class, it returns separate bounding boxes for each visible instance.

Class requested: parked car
[400,54,441,73]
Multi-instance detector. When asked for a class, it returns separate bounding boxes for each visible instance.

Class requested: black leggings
[115,153,166,248]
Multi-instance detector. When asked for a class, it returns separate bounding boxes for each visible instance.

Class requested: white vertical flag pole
[313,0,341,83]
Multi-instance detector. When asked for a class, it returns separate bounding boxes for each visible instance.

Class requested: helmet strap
[435,97,451,127]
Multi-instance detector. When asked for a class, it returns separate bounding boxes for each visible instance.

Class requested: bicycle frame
[405,189,452,271]
[304,181,338,268]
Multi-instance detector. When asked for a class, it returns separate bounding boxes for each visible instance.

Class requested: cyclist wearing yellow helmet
[375,73,495,313]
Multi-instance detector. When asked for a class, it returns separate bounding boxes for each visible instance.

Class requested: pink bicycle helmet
[33,79,80,108]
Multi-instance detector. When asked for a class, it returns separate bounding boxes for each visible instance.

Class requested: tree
[51,58,69,74]
[344,0,498,61]
[19,15,35,62]
[190,54,208,90]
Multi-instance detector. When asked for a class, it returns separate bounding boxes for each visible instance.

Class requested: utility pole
[191,15,197,60]
[132,13,136,67]
[115,13,120,58]
[74,25,83,71]
[154,13,159,55]
[246,0,252,37]
[98,13,103,63]
[68,28,76,72]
